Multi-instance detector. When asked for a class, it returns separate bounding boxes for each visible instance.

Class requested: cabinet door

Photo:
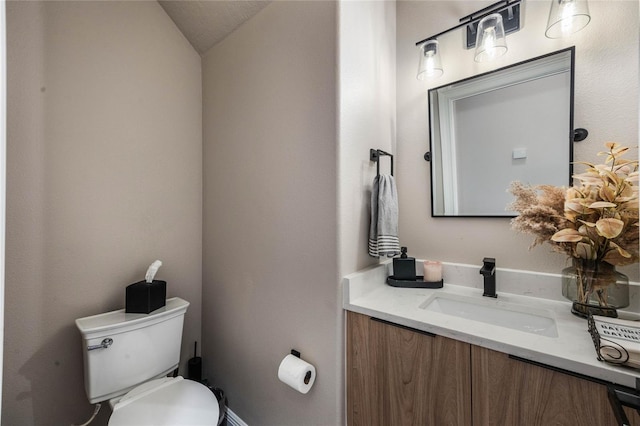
[384,316,472,425]
[347,311,471,426]
[471,345,640,426]
[347,311,386,425]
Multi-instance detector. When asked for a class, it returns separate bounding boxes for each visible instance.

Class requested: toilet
[75,297,219,425]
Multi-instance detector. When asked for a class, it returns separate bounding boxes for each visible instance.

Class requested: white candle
[423,260,442,282]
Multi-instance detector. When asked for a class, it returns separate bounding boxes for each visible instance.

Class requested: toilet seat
[108,376,219,426]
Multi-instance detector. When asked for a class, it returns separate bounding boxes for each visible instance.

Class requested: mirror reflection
[428,48,574,217]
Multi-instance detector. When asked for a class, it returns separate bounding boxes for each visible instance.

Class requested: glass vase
[562,259,629,318]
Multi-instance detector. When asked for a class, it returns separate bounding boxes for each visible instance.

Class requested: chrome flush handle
[87,338,113,351]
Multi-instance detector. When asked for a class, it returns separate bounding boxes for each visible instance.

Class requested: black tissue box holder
[125,280,166,314]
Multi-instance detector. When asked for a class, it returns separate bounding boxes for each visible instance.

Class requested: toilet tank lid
[75,297,189,339]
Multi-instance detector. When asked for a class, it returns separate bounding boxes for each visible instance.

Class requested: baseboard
[226,407,249,426]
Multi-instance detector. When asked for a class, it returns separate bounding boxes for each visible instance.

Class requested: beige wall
[201,2,339,425]
[397,0,639,281]
[4,1,202,425]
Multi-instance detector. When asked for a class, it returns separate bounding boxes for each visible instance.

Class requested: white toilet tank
[75,297,190,403]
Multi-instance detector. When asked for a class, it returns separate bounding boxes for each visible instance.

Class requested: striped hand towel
[368,175,400,257]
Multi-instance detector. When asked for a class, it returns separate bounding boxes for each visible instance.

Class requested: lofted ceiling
[158,0,272,55]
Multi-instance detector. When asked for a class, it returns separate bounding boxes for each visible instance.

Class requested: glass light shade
[474,13,508,63]
[545,0,591,39]
[417,40,443,80]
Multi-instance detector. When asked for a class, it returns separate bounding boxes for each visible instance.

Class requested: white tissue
[145,260,163,283]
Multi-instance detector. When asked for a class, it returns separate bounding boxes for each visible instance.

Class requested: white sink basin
[420,293,558,338]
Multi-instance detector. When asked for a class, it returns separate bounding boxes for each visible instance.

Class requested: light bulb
[417,40,443,80]
[474,14,507,63]
[482,27,497,58]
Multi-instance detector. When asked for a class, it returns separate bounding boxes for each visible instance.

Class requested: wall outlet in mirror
[512,148,527,160]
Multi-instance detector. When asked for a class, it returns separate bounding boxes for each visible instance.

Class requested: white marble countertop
[343,261,640,389]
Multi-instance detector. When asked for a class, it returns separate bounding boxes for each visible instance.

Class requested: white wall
[338,0,396,278]
[397,0,639,281]
[0,0,6,418]
[4,2,202,424]
[201,2,340,424]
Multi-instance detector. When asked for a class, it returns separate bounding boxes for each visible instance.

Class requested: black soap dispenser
[393,247,416,281]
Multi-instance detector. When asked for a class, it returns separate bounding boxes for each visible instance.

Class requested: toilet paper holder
[290,349,312,385]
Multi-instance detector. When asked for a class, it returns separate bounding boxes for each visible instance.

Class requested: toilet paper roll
[278,354,316,394]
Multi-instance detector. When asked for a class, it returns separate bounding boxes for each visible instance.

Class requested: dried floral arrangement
[508,142,639,267]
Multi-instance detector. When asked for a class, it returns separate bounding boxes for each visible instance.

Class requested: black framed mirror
[427,47,575,217]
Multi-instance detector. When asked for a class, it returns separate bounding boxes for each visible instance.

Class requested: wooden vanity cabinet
[471,345,639,426]
[347,311,640,426]
[346,311,472,426]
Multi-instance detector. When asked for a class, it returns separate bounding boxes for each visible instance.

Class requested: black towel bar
[370,148,394,176]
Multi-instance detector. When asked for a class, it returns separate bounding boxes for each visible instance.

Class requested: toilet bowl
[76,297,219,425]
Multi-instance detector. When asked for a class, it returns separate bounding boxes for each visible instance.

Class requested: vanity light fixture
[545,0,591,39]
[474,13,508,62]
[415,0,521,79]
[417,40,443,80]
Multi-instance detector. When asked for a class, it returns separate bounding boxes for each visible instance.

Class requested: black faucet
[480,257,497,298]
